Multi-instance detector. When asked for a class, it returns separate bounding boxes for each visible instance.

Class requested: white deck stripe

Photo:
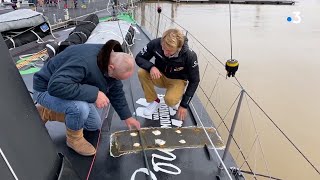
[0,148,19,180]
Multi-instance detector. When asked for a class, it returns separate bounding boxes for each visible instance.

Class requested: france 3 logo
[287,12,301,24]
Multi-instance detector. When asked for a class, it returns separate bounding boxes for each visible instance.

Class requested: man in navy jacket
[33,40,140,156]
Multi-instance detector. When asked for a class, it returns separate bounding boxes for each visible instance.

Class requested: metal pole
[218,89,245,176]
[156,12,161,38]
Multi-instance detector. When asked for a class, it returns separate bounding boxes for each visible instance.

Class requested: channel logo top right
[287,11,302,24]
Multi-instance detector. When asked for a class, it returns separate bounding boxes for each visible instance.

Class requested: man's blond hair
[161,28,185,50]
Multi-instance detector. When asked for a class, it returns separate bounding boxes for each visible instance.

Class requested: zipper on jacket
[165,65,167,72]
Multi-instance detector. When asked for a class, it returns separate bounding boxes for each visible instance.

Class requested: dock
[170,0,295,5]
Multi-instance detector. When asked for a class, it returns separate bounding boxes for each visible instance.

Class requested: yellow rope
[16,49,48,69]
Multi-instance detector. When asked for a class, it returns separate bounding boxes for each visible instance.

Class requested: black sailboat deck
[7,18,240,180]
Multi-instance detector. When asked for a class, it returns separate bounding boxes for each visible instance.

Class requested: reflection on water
[136,1,320,179]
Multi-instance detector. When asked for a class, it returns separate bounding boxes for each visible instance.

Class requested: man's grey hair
[111,52,134,73]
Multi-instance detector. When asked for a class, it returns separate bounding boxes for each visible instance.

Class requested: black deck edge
[103,105,115,132]
[0,34,63,180]
[188,103,199,126]
[204,144,213,160]
[57,153,81,180]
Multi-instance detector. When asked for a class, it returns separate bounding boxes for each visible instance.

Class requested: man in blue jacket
[33,40,140,156]
[136,28,200,120]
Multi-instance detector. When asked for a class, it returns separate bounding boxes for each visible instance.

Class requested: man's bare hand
[177,106,187,120]
[125,117,141,130]
[95,91,109,108]
[150,67,162,79]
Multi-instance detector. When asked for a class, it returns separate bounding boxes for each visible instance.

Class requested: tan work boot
[66,128,96,156]
[36,104,65,123]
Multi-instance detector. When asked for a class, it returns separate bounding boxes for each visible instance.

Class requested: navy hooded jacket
[33,44,131,120]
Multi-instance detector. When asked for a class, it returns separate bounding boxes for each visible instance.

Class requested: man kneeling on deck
[33,40,140,156]
[136,28,200,120]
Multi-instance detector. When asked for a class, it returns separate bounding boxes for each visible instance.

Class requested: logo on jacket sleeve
[174,67,184,72]
[192,60,198,68]
[140,46,147,55]
[155,51,164,59]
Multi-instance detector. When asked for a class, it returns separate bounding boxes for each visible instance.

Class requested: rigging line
[117,16,152,179]
[160,13,223,65]
[200,62,209,82]
[235,77,244,92]
[199,88,257,179]
[222,91,240,120]
[245,91,320,175]
[197,86,223,120]
[159,14,240,90]
[161,13,169,35]
[237,169,282,180]
[228,0,233,61]
[185,35,241,89]
[225,8,270,176]
[209,75,220,99]
[161,9,244,89]
[195,88,257,179]
[189,102,233,180]
[216,91,241,129]
[204,63,241,89]
[226,2,315,174]
[238,136,259,171]
[227,0,244,90]
[199,75,220,120]
[244,94,271,178]
[162,8,244,90]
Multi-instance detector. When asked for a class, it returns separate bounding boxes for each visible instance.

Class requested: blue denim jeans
[33,91,101,131]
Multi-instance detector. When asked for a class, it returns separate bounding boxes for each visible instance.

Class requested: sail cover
[85,20,135,45]
[0,9,50,49]
[0,9,47,33]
